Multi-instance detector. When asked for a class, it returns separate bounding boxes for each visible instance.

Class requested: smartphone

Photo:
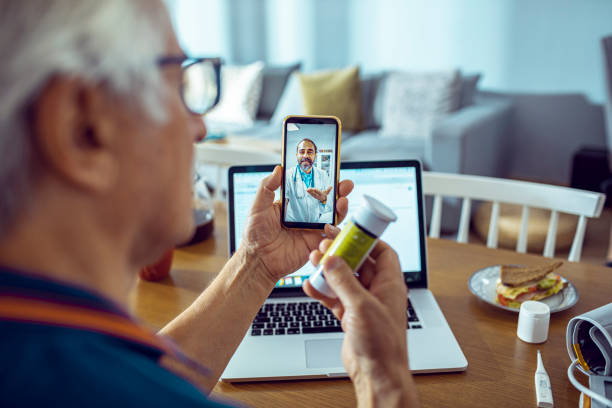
[281,115,341,229]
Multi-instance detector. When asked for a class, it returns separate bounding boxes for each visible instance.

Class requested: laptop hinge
[268,289,305,298]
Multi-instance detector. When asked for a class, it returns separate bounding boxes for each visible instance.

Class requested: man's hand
[303,231,420,408]
[307,186,333,203]
[240,166,353,285]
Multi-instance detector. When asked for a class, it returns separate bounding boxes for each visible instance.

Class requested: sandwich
[496,261,565,308]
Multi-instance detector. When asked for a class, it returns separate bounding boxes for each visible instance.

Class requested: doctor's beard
[299,158,313,172]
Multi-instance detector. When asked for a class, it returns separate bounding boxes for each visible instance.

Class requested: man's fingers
[368,242,402,286]
[337,179,353,198]
[264,165,282,191]
[363,241,406,313]
[303,280,344,319]
[336,196,348,223]
[309,249,323,266]
[250,166,282,213]
[334,180,353,224]
[324,224,340,239]
[307,229,337,269]
[368,239,396,261]
[323,256,370,307]
[318,238,333,253]
[357,256,377,288]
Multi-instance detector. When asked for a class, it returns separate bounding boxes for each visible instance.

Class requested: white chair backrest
[195,142,280,200]
[195,143,279,166]
[422,172,606,262]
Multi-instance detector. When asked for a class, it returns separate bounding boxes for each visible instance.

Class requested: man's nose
[191,114,207,143]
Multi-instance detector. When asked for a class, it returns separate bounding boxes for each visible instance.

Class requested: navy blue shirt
[0,268,233,407]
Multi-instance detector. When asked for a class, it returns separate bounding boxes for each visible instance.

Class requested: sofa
[206,68,513,178]
[203,66,513,231]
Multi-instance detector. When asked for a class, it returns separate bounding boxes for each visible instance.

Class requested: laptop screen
[229,161,426,289]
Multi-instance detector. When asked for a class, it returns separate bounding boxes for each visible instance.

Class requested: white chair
[422,172,606,262]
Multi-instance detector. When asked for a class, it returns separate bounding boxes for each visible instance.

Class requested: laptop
[222,160,467,381]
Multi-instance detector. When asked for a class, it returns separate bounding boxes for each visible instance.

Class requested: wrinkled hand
[240,166,353,284]
[303,230,419,407]
[306,186,333,203]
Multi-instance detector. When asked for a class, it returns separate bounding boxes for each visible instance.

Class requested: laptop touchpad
[305,339,344,368]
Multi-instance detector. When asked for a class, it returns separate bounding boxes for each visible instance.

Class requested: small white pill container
[517,301,550,343]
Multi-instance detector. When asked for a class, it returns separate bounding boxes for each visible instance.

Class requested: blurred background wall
[166,0,612,103]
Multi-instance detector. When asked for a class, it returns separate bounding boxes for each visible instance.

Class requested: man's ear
[31,77,119,192]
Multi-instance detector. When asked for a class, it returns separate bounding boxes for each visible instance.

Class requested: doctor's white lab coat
[285,166,333,223]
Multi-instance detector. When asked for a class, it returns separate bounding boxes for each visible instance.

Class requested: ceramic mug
[139,249,174,281]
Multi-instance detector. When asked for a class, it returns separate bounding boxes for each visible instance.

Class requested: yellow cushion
[298,66,363,131]
[473,203,578,252]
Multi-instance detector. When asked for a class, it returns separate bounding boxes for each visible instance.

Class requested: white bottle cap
[353,195,398,236]
[517,301,550,343]
[520,300,550,318]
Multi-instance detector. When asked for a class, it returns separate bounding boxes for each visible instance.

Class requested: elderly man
[285,138,334,223]
[0,1,419,407]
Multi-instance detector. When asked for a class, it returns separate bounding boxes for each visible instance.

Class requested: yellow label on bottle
[321,221,377,270]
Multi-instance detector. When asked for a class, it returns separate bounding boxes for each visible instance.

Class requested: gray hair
[0,0,169,235]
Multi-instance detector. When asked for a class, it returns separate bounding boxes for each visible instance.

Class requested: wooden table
[129,204,612,407]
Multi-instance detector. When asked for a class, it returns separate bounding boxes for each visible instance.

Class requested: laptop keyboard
[250,299,421,336]
[406,299,422,329]
[251,301,342,336]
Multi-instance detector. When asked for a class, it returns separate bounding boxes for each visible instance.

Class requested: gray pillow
[270,72,305,124]
[360,73,385,129]
[380,70,462,140]
[257,63,301,120]
[459,73,481,108]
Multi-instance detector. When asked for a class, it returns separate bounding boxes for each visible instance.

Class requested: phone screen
[281,116,340,229]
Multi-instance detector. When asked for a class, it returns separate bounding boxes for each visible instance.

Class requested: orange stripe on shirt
[0,296,167,354]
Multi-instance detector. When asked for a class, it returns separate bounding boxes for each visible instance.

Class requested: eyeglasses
[158,56,221,115]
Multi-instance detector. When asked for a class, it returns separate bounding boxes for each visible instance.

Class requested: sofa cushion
[298,66,363,131]
[257,63,301,120]
[371,74,388,129]
[206,61,264,126]
[380,70,461,139]
[340,131,426,162]
[273,71,384,131]
[459,73,481,108]
[360,73,385,130]
[270,72,304,124]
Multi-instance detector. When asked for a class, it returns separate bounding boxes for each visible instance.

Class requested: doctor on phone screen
[285,138,333,223]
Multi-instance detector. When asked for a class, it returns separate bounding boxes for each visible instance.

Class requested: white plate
[467,265,579,313]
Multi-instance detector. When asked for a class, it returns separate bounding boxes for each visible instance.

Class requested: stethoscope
[292,166,315,199]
